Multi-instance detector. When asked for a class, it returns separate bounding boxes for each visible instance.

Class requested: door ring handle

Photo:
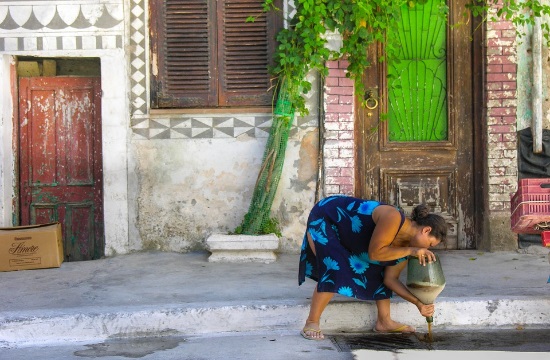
[365,97,378,110]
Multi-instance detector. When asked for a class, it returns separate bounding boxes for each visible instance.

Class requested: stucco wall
[124,0,320,254]
[0,55,15,227]
[127,113,320,253]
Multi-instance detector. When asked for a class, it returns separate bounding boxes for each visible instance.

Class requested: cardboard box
[0,222,63,272]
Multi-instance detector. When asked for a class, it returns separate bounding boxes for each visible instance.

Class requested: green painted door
[387,0,447,141]
[357,0,481,249]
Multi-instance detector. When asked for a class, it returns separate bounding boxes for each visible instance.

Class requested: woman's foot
[301,322,325,340]
[373,320,415,333]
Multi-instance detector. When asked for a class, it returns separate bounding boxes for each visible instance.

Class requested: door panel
[357,0,475,249]
[19,77,104,261]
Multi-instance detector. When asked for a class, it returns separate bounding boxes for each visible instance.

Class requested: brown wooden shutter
[151,0,281,108]
[151,0,216,108]
[217,0,276,106]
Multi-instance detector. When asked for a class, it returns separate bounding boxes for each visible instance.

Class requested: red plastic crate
[511,179,550,234]
[515,179,550,197]
[518,178,550,187]
[542,231,550,247]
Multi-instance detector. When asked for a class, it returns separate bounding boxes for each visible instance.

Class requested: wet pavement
[330,328,550,352]
[1,330,549,360]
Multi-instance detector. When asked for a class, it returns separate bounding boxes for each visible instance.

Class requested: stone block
[206,234,279,263]
[17,62,40,77]
[42,60,57,76]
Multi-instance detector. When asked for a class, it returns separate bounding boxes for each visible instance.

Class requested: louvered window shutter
[151,0,216,108]
[151,0,281,108]
[218,0,275,106]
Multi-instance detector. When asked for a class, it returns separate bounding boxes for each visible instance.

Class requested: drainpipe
[315,75,326,203]
[532,17,543,153]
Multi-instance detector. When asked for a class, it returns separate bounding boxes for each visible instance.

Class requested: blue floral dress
[299,195,407,300]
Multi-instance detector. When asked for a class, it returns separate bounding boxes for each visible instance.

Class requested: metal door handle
[364,90,378,110]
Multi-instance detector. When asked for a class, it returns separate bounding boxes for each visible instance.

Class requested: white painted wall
[127,121,319,253]
[0,55,16,227]
[100,52,130,256]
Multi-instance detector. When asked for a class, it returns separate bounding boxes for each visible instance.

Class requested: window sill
[149,107,274,116]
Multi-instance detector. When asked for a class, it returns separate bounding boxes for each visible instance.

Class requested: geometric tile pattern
[0,34,123,51]
[0,3,123,30]
[129,0,148,115]
[2,1,316,140]
[130,114,317,140]
[0,2,123,51]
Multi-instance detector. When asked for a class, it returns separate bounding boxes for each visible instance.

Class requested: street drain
[330,333,429,352]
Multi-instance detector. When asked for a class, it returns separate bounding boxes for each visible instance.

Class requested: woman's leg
[374,299,415,333]
[302,232,334,339]
[303,287,334,339]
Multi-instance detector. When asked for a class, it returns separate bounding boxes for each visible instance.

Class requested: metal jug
[406,253,446,323]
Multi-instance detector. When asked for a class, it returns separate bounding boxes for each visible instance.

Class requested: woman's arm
[368,205,434,263]
[383,261,435,318]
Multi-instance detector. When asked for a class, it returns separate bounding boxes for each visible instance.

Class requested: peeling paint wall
[132,137,268,251]
[127,121,320,253]
[0,55,15,226]
[274,129,320,252]
[517,24,550,130]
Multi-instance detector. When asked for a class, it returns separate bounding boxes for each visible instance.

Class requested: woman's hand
[412,248,436,265]
[416,302,435,317]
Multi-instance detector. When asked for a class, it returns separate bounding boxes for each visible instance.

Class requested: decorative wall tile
[0,34,122,51]
[0,2,123,51]
[0,3,123,31]
[129,0,147,116]
[131,114,317,140]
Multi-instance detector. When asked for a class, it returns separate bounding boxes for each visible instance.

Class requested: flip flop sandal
[372,324,415,334]
[300,328,325,340]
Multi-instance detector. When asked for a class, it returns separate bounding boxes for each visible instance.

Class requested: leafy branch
[265,0,550,116]
[467,1,550,43]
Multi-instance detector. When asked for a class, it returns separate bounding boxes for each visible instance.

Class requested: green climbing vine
[267,0,550,117]
[236,0,550,235]
[468,1,550,43]
[266,0,426,116]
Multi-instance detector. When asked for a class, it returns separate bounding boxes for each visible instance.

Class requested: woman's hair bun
[411,204,430,221]
[410,204,448,243]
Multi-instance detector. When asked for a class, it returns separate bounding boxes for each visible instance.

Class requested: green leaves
[262,0,550,115]
[266,0,416,115]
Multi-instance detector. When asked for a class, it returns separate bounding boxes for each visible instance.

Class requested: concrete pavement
[2,330,550,359]
[0,248,549,348]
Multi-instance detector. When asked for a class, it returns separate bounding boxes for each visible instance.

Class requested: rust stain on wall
[292,129,319,191]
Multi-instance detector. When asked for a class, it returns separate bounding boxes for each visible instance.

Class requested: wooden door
[356,0,478,249]
[19,77,104,261]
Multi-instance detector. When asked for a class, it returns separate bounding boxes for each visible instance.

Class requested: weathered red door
[18,77,104,261]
